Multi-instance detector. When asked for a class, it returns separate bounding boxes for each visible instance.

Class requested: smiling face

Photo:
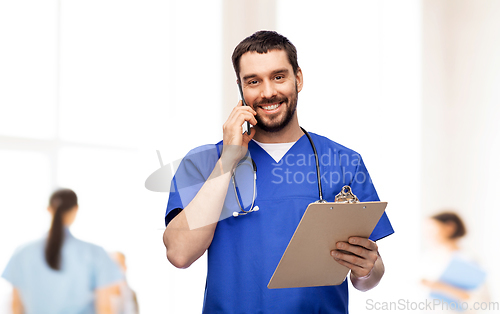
[239,49,303,134]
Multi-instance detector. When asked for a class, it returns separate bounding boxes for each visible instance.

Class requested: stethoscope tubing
[300,127,325,203]
[232,127,324,217]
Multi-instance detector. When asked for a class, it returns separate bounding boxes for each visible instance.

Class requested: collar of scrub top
[232,127,326,218]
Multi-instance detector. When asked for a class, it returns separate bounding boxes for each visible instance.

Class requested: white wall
[0,0,221,313]
[422,0,500,303]
[1,0,499,313]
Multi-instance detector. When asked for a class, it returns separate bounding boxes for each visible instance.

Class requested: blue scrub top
[166,132,394,313]
[2,229,123,314]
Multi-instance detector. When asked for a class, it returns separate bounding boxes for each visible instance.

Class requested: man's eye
[248,80,258,85]
[275,76,283,80]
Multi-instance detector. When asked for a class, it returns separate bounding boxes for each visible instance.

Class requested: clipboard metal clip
[334,185,359,203]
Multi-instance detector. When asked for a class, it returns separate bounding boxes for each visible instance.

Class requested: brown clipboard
[267,201,387,289]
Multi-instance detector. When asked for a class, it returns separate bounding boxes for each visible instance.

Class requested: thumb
[242,127,256,145]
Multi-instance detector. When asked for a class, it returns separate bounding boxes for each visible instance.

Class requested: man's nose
[260,80,277,99]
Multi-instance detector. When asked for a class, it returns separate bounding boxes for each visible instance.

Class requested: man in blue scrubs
[163,31,394,313]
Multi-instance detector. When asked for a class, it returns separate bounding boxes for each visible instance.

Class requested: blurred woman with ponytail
[2,188,123,314]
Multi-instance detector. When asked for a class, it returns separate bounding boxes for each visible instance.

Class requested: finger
[331,250,366,268]
[238,105,257,116]
[225,108,258,132]
[242,126,256,145]
[332,251,374,278]
[224,112,257,134]
[334,244,379,269]
[335,241,370,259]
[333,256,370,277]
[234,99,257,115]
[226,105,257,125]
[225,104,257,123]
[238,110,257,126]
[332,246,377,270]
[348,237,378,251]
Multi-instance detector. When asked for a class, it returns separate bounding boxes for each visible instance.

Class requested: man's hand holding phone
[220,100,257,171]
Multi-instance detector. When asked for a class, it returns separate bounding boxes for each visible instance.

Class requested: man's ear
[296,67,303,93]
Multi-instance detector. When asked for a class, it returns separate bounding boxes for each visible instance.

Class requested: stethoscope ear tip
[232,212,239,217]
[253,206,259,211]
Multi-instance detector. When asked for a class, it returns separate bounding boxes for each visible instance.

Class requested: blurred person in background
[421,211,490,313]
[110,252,139,314]
[1,188,123,314]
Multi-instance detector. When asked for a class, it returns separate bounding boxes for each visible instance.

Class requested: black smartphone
[238,82,251,135]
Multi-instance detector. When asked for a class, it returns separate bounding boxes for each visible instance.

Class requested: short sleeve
[350,155,394,241]
[92,246,123,289]
[1,248,23,288]
[165,144,221,226]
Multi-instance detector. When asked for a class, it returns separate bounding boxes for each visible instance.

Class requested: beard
[254,83,298,133]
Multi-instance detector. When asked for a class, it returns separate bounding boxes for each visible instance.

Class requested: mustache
[255,96,288,106]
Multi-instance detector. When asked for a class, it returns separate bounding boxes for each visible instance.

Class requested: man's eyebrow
[271,68,289,76]
[242,74,257,82]
[242,68,290,82]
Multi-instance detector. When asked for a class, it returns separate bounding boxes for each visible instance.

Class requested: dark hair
[431,211,467,239]
[231,30,299,82]
[45,188,78,270]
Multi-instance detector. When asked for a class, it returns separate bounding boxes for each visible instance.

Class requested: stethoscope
[232,127,325,217]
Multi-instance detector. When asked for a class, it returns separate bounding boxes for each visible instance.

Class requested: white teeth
[262,103,280,110]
